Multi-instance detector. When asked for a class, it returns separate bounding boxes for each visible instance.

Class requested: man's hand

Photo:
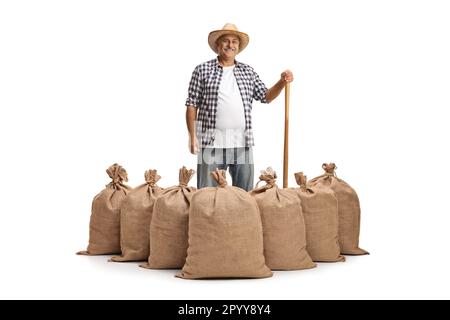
[266,69,294,103]
[280,70,294,84]
[189,137,199,155]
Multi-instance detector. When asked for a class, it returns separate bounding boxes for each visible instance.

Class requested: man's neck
[218,56,235,67]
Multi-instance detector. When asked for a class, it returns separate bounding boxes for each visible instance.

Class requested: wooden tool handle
[283,82,290,188]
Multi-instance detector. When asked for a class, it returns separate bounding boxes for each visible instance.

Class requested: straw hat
[208,23,249,54]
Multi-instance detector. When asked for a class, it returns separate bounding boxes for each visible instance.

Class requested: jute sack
[177,169,272,279]
[294,172,345,262]
[249,168,315,270]
[308,163,368,255]
[141,167,196,269]
[110,169,163,262]
[77,163,132,255]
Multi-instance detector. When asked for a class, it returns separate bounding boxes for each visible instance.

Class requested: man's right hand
[189,137,199,155]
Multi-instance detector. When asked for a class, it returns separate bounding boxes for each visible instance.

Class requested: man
[185,23,293,191]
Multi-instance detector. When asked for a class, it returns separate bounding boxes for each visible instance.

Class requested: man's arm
[265,70,294,103]
[186,106,199,154]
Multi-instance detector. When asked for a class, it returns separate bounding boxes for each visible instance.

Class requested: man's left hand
[281,70,294,84]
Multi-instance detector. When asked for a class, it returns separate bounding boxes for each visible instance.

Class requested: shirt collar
[215,56,241,69]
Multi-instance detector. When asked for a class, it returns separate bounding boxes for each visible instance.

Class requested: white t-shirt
[213,65,246,148]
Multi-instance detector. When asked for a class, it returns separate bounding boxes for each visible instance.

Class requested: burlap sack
[110,169,163,262]
[294,172,345,262]
[139,167,196,269]
[77,163,132,256]
[249,168,315,270]
[177,169,272,279]
[308,163,368,255]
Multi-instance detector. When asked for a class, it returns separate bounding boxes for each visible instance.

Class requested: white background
[1,0,449,299]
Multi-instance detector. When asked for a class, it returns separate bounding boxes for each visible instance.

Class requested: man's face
[216,34,240,59]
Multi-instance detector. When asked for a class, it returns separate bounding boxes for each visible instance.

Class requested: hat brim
[208,30,249,54]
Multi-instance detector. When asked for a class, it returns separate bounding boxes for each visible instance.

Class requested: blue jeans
[197,147,254,191]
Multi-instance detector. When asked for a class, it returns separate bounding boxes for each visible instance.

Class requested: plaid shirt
[185,58,268,147]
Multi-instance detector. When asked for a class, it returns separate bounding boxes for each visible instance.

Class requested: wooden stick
[283,82,290,188]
